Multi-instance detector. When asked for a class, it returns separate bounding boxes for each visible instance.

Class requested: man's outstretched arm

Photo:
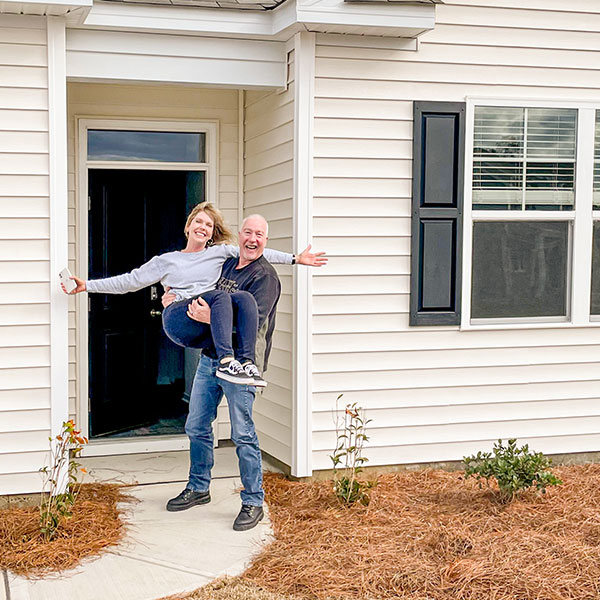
[294,244,327,267]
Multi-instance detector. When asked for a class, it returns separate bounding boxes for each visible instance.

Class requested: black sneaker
[216,359,254,385]
[166,488,211,512]
[242,362,267,388]
[233,504,264,531]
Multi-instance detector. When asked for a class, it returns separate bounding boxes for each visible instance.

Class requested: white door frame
[76,118,218,456]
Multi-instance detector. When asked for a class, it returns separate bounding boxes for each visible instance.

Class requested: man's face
[238,216,268,264]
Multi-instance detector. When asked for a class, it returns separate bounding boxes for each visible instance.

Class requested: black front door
[88,169,204,437]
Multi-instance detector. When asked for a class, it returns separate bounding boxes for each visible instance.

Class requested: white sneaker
[242,362,267,388]
[216,359,254,385]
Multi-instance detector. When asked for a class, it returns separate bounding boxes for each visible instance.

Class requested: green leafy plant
[463,438,562,502]
[39,420,88,540]
[330,395,374,506]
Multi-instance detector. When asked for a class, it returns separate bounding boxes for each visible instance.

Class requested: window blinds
[473,107,577,211]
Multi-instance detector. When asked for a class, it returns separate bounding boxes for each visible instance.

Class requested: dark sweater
[204,255,281,371]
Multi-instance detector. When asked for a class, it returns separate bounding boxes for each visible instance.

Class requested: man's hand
[296,244,327,267]
[61,275,86,294]
[187,297,211,324]
[161,287,177,308]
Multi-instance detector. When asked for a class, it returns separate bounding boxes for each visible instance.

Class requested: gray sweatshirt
[86,244,293,301]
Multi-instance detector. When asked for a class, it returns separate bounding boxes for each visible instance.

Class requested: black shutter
[410,101,465,326]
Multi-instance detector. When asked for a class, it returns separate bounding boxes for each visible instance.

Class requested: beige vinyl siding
[244,58,295,467]
[311,0,600,470]
[0,14,51,494]
[67,83,241,435]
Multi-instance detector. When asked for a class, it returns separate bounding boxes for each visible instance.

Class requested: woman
[63,202,296,386]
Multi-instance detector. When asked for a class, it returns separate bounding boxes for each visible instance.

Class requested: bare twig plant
[39,420,88,540]
[330,394,373,506]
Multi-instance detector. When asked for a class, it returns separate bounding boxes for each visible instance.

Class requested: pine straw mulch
[0,483,135,577]
[241,465,600,600]
[182,577,300,600]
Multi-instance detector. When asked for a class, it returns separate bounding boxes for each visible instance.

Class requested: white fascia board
[81,0,435,39]
[83,2,276,37]
[297,0,434,30]
[1,0,91,16]
[271,0,300,39]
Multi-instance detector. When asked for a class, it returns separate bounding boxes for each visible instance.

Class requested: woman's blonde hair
[184,202,235,245]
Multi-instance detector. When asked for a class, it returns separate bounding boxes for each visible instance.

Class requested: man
[165,215,326,531]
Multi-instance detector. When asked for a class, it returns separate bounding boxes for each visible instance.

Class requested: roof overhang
[344,0,442,4]
[71,0,435,39]
[0,0,91,17]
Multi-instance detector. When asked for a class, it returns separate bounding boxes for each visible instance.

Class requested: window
[594,111,600,210]
[473,107,576,211]
[471,221,569,319]
[81,120,217,215]
[465,102,599,326]
[591,112,600,316]
[591,221,600,315]
[87,130,206,163]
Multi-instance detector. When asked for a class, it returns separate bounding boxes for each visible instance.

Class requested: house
[2,0,600,496]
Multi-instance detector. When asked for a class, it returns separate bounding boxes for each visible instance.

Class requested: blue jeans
[162,289,258,363]
[185,354,264,506]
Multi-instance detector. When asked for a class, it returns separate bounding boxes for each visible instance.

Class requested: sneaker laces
[224,359,244,374]
[243,363,260,377]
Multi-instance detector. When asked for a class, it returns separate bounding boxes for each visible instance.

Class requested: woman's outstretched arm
[62,256,163,295]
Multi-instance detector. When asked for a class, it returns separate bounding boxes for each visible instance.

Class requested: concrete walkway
[3,449,274,600]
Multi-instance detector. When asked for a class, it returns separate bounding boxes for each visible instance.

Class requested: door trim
[76,118,218,450]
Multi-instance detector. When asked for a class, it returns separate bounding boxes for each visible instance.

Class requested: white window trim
[76,118,218,450]
[593,208,600,322]
[462,98,599,331]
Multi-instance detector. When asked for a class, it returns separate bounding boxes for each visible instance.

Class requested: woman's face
[186,210,215,247]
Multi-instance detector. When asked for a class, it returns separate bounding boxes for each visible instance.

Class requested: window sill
[460,320,600,331]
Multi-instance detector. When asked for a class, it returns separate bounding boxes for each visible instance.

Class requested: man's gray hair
[240,214,269,236]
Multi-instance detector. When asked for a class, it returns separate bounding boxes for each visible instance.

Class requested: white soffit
[77,0,435,39]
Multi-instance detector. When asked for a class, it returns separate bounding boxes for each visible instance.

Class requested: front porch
[66,77,299,473]
[79,446,282,486]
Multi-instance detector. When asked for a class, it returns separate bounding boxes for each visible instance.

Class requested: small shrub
[463,438,562,502]
[330,395,374,506]
[39,420,88,540]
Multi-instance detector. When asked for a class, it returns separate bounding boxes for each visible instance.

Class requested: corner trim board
[291,31,315,478]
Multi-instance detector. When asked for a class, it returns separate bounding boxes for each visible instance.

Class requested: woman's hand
[296,244,327,267]
[187,297,211,324]
[161,288,177,308]
[61,276,86,294]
